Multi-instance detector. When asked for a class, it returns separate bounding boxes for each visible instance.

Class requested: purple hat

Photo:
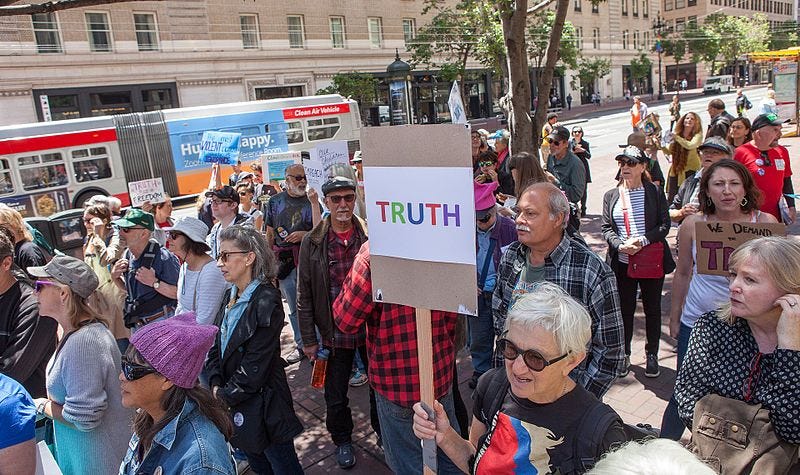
[130,312,218,389]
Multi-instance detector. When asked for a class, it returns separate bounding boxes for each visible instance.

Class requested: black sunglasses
[167,231,184,240]
[497,334,569,372]
[760,151,772,167]
[477,213,493,223]
[328,194,356,204]
[550,140,563,146]
[121,356,157,381]
[287,174,307,181]
[616,159,639,167]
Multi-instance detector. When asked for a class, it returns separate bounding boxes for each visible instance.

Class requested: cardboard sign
[362,124,477,315]
[128,177,166,207]
[636,113,662,136]
[199,131,242,164]
[261,151,302,181]
[695,221,786,275]
[312,141,350,177]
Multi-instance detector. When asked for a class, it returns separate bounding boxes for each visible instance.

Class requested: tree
[316,72,378,124]
[0,0,159,16]
[769,20,799,50]
[703,13,769,82]
[526,10,580,74]
[629,52,652,95]
[576,57,611,97]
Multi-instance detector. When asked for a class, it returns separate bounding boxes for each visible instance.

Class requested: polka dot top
[674,310,800,443]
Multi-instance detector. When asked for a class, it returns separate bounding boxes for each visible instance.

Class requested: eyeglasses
[478,161,495,168]
[327,194,356,204]
[167,231,183,240]
[121,356,157,381]
[550,140,563,146]
[120,227,146,233]
[34,280,57,293]
[217,250,250,263]
[210,199,233,206]
[286,174,307,181]
[617,159,639,167]
[760,151,772,167]
[572,130,582,135]
[497,334,569,372]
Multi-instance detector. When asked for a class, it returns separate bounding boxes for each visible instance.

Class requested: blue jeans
[660,322,693,440]
[279,267,302,349]
[375,391,463,475]
[469,292,494,376]
[244,441,303,475]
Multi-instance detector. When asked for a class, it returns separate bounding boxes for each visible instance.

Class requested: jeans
[279,267,302,349]
[325,345,380,445]
[244,441,303,475]
[613,261,665,355]
[375,391,463,475]
[660,322,693,440]
[468,292,494,376]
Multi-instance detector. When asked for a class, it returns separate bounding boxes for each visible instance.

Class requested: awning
[749,48,800,62]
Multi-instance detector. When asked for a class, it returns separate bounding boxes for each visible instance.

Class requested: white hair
[588,439,716,475]
[504,282,591,355]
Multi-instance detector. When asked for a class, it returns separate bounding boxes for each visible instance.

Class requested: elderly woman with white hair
[413,282,628,474]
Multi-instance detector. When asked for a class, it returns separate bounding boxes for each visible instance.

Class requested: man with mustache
[492,182,625,398]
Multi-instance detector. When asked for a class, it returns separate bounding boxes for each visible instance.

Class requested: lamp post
[652,14,666,100]
[386,49,413,125]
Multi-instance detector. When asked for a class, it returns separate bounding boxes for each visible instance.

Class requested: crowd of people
[0,90,799,475]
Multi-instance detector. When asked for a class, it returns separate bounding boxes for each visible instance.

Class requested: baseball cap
[751,113,789,131]
[114,208,155,231]
[547,126,570,143]
[619,130,647,149]
[322,176,357,196]
[205,185,240,205]
[615,145,649,164]
[235,171,254,183]
[28,255,99,299]
[164,217,210,249]
[698,136,733,155]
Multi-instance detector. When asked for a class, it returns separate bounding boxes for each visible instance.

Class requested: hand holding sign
[128,178,166,208]
[199,131,242,165]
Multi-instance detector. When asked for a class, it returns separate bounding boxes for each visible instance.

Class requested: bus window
[266,121,304,144]
[0,159,14,195]
[17,153,68,191]
[307,117,340,141]
[71,146,112,182]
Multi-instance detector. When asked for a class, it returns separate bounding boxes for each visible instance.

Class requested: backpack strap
[480,369,510,425]
[563,402,621,474]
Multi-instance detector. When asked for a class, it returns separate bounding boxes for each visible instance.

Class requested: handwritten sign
[199,131,242,164]
[261,151,302,181]
[302,157,326,203]
[311,141,351,178]
[695,221,786,275]
[128,177,166,207]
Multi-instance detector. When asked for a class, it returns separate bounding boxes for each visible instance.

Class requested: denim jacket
[119,399,235,475]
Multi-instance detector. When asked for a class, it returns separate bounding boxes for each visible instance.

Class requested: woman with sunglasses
[205,226,303,474]
[570,127,592,217]
[662,112,703,203]
[235,183,264,231]
[167,217,228,326]
[474,150,499,185]
[412,283,627,474]
[675,237,800,450]
[28,256,132,474]
[727,116,753,150]
[660,160,775,440]
[601,146,674,378]
[119,312,235,474]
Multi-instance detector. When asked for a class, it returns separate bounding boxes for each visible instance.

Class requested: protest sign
[448,81,467,124]
[199,131,241,164]
[312,140,350,176]
[636,113,662,136]
[128,177,166,207]
[261,151,302,181]
[302,156,326,202]
[695,221,786,275]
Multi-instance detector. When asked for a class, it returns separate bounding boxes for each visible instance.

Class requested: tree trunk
[500,0,534,156]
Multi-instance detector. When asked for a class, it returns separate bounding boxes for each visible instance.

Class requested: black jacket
[670,172,701,216]
[706,111,735,140]
[601,181,676,274]
[206,281,302,449]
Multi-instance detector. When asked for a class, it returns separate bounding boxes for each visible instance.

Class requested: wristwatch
[153,280,161,289]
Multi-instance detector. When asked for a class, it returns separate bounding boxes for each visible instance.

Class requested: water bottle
[310,348,330,389]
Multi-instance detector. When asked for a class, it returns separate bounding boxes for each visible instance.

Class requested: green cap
[115,208,155,231]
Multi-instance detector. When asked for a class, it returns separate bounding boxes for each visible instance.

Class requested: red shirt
[733,143,792,219]
[333,242,458,407]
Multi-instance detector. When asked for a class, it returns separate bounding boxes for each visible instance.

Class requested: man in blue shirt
[0,373,36,473]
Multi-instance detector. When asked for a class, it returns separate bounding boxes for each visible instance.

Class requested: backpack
[481,369,658,473]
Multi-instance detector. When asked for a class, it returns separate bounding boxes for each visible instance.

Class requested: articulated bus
[0,94,361,217]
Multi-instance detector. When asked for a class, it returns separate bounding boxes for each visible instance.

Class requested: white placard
[36,441,63,475]
[364,166,476,265]
[302,157,326,202]
[128,177,166,207]
[261,151,302,181]
[312,141,351,177]
[448,81,467,124]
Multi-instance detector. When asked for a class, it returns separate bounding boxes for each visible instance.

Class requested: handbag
[619,186,665,279]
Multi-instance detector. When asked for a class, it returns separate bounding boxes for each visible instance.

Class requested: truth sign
[695,221,786,276]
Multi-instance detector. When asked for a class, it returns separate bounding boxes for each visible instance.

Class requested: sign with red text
[282,102,350,120]
[695,221,786,275]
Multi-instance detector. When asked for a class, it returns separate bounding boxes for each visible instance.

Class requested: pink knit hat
[474,181,499,212]
[130,312,218,389]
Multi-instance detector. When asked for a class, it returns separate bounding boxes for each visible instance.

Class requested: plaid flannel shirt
[333,242,458,408]
[327,228,366,349]
[492,235,625,398]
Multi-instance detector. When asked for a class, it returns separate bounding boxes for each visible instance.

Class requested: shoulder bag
[619,186,665,279]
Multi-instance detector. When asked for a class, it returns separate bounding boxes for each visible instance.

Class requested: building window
[665,0,674,10]
[688,15,697,26]
[576,27,583,48]
[676,0,685,8]
[240,15,260,49]
[287,15,305,49]
[592,28,600,49]
[85,12,112,52]
[402,18,416,43]
[644,31,650,48]
[622,30,629,49]
[592,2,599,12]
[622,0,629,15]
[633,0,639,15]
[31,12,62,53]
[633,30,639,49]
[368,17,382,48]
[133,13,158,51]
[643,0,649,16]
[255,85,304,100]
[574,0,582,11]
[675,18,686,32]
[330,17,345,48]
[688,0,697,5]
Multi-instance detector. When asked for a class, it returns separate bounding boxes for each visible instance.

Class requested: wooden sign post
[362,124,477,474]
[695,221,786,275]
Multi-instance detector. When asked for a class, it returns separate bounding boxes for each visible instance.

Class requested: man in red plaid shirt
[334,242,464,474]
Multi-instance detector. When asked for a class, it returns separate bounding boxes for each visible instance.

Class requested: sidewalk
[557,87,705,124]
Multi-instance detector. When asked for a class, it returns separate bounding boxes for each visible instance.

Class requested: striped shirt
[612,186,647,264]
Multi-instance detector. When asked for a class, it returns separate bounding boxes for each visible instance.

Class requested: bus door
[113,111,179,197]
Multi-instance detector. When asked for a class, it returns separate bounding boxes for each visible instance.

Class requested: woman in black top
[570,127,592,216]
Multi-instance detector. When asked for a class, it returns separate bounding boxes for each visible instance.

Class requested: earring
[740,197,748,207]
[706,198,713,207]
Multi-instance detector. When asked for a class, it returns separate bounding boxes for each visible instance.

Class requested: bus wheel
[73,190,107,208]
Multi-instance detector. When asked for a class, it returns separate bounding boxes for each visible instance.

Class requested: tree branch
[527,0,557,14]
[0,0,163,16]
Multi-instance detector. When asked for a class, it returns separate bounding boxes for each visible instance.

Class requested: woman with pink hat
[119,312,235,474]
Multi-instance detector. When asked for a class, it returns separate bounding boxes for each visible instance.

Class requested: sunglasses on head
[328,194,356,204]
[217,250,250,263]
[34,280,57,292]
[121,356,157,381]
[497,334,570,372]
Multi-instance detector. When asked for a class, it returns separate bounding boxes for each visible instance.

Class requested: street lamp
[652,14,666,100]
[386,49,413,125]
